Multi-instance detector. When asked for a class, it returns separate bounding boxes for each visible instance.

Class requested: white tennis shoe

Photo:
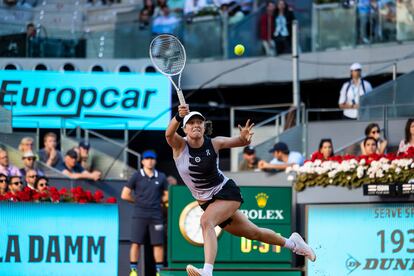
[289,232,316,262]
[186,265,203,276]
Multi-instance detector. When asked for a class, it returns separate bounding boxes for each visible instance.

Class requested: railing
[2,0,413,60]
[230,103,306,171]
[61,119,140,179]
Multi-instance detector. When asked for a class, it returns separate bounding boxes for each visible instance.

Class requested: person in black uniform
[166,105,316,276]
[121,150,169,276]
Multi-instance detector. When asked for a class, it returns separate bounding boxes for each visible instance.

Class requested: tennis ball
[234,44,245,56]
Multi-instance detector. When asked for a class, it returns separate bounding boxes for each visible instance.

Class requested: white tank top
[174,137,228,201]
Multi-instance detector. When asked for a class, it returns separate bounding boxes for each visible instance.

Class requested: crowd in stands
[0,131,104,199]
[260,0,295,56]
[239,118,414,172]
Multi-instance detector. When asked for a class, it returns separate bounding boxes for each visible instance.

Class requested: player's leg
[149,219,165,276]
[201,199,240,264]
[223,210,316,262]
[187,199,240,276]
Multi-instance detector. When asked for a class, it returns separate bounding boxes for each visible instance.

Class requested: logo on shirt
[206,149,211,156]
[195,157,201,163]
[155,181,159,185]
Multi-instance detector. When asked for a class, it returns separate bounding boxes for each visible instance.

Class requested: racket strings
[150,35,186,76]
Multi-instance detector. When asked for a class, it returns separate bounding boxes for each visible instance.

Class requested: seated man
[8,175,23,199]
[73,140,98,173]
[258,142,304,171]
[239,145,261,171]
[0,148,21,177]
[20,151,44,177]
[24,169,37,190]
[38,132,63,168]
[57,149,101,181]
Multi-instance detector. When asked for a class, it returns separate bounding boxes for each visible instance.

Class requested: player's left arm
[213,119,254,150]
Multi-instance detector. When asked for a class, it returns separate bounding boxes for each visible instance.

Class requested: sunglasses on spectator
[11,181,23,185]
[28,175,37,178]
[0,179,6,183]
[371,130,380,134]
[38,183,48,187]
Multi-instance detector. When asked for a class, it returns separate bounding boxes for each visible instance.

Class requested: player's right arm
[165,104,188,157]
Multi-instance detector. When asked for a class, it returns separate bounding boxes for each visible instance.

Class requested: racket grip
[177,89,186,106]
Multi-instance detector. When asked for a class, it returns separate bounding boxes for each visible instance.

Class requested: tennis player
[165,105,316,276]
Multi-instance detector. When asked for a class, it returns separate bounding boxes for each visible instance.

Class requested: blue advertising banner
[0,203,119,275]
[0,71,171,130]
[307,203,414,276]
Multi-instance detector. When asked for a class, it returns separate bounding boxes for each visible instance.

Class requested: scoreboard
[168,185,293,269]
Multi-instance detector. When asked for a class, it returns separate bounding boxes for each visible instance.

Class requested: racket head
[149,34,187,77]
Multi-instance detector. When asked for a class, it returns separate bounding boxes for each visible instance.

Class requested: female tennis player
[165,104,316,276]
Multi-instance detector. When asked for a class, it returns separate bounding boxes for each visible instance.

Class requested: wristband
[175,112,184,122]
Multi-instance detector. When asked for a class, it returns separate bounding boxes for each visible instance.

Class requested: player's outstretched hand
[178,104,189,118]
[238,119,254,144]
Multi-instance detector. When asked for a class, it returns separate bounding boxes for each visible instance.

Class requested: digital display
[307,203,414,275]
[0,70,171,130]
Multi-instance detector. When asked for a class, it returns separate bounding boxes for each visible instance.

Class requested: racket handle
[177,89,186,106]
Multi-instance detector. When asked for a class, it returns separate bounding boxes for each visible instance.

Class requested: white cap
[22,151,36,159]
[350,63,362,71]
[183,111,205,126]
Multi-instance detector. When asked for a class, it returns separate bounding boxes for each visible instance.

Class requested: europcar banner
[307,203,414,276]
[0,71,171,130]
[0,203,118,275]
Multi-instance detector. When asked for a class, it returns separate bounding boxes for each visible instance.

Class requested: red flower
[94,190,104,203]
[106,197,117,204]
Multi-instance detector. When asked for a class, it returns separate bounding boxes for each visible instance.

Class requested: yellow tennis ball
[234,44,245,56]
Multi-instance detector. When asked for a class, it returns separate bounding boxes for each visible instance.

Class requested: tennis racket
[149,34,187,105]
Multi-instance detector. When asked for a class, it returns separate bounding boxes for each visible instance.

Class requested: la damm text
[0,235,106,263]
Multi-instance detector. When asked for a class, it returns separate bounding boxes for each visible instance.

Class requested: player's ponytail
[205,120,213,136]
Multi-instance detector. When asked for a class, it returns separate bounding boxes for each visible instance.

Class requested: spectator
[121,150,168,276]
[26,23,36,39]
[57,149,101,181]
[258,142,304,171]
[18,137,35,154]
[154,0,168,17]
[152,6,181,35]
[363,137,378,155]
[4,0,17,7]
[228,1,245,24]
[0,148,22,177]
[73,140,94,172]
[34,176,48,192]
[260,1,276,56]
[311,138,334,160]
[143,0,155,16]
[239,145,260,171]
[0,173,8,196]
[8,175,23,196]
[184,0,208,18]
[360,123,387,154]
[357,0,371,43]
[338,63,373,120]
[24,169,37,190]
[19,151,44,177]
[139,8,151,30]
[398,118,414,153]
[239,0,253,15]
[18,0,38,8]
[273,0,295,55]
[38,132,63,168]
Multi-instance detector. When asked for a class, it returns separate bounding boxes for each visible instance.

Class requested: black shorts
[130,217,164,245]
[199,179,244,228]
